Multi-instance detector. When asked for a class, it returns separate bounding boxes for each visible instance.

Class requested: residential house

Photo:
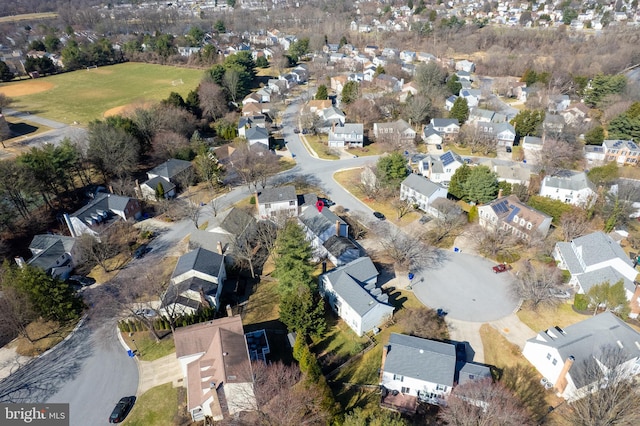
[244,126,269,149]
[416,52,436,63]
[319,107,346,130]
[373,119,416,145]
[444,95,457,111]
[267,79,288,94]
[330,75,348,93]
[430,118,460,141]
[522,136,543,151]
[380,333,491,412]
[306,99,332,114]
[539,171,596,207]
[400,174,448,217]
[241,92,262,106]
[374,74,403,93]
[146,158,193,187]
[418,151,464,186]
[319,257,394,337]
[298,206,358,265]
[560,103,590,125]
[554,231,640,318]
[291,64,309,83]
[161,247,226,316]
[256,185,298,219]
[548,94,571,114]
[238,115,266,137]
[241,102,264,116]
[522,312,640,401]
[328,123,364,148]
[422,124,443,145]
[140,176,176,201]
[468,108,496,123]
[602,140,640,165]
[459,89,482,107]
[63,193,142,238]
[17,234,79,279]
[543,114,565,134]
[455,60,475,72]
[478,195,552,241]
[474,122,516,147]
[478,159,534,186]
[174,316,256,422]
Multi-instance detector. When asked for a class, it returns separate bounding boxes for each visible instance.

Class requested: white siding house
[328,123,364,148]
[319,257,394,337]
[256,185,298,219]
[523,312,640,401]
[400,174,448,217]
[418,151,464,186]
[539,171,597,207]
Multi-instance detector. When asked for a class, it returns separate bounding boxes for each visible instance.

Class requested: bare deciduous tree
[560,208,591,242]
[471,225,519,261]
[198,80,228,120]
[151,130,190,162]
[558,346,640,426]
[536,138,582,175]
[396,306,449,340]
[512,260,563,309]
[0,278,36,343]
[424,199,465,246]
[439,378,533,426]
[459,125,496,155]
[372,222,439,271]
[76,221,136,273]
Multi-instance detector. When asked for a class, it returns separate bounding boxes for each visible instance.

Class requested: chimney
[226,304,233,317]
[498,188,503,198]
[379,345,390,383]
[336,220,341,236]
[14,256,26,268]
[217,241,224,255]
[555,356,575,394]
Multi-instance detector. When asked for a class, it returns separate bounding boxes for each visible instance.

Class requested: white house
[400,174,448,216]
[418,151,464,186]
[522,312,640,401]
[422,124,443,145]
[473,122,516,147]
[430,118,460,139]
[298,206,350,260]
[328,123,364,148]
[63,193,142,238]
[554,231,640,318]
[319,257,394,337]
[238,115,266,137]
[380,333,491,410]
[459,89,482,108]
[19,234,79,279]
[244,126,269,148]
[455,59,475,72]
[256,185,298,219]
[161,247,226,316]
[173,316,256,422]
[478,195,552,241]
[539,171,597,207]
[373,119,416,144]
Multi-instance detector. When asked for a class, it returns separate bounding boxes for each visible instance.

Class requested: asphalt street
[411,251,519,322]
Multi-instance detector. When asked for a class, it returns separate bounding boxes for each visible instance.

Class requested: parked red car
[492,263,511,273]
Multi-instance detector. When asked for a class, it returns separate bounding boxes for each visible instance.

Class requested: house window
[393,374,404,382]
[436,384,446,392]
[289,200,295,206]
[527,222,532,230]
[513,215,518,222]
[265,203,271,209]
[546,353,551,360]
[520,218,525,226]
[552,359,558,366]
[401,386,411,394]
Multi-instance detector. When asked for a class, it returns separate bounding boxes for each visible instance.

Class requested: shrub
[249,196,256,204]
[574,293,589,311]
[468,205,478,222]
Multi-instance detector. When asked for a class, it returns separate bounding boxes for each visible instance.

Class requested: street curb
[38,314,88,359]
[115,326,143,397]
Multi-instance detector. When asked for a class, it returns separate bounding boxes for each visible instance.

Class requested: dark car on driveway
[109,396,135,423]
[373,211,386,220]
[318,197,335,207]
[133,244,150,259]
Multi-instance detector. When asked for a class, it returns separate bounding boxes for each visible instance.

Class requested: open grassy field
[0,12,58,23]
[0,63,204,125]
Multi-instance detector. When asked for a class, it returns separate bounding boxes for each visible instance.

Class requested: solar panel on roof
[441,151,454,166]
[506,207,520,222]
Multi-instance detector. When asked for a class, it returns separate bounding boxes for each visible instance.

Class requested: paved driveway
[412,251,519,322]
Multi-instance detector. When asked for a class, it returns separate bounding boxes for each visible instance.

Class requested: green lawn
[312,316,370,370]
[349,143,385,157]
[516,301,589,332]
[122,331,176,362]
[241,280,280,326]
[123,383,182,426]
[303,134,340,160]
[3,63,204,125]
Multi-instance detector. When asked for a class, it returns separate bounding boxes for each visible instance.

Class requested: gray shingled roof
[330,272,390,317]
[218,207,256,237]
[323,235,359,259]
[526,312,640,389]
[556,242,583,274]
[384,333,456,387]
[570,232,632,268]
[575,266,635,293]
[173,247,224,279]
[71,193,131,222]
[29,234,75,254]
[458,362,492,386]
[27,240,70,271]
[148,158,192,180]
[162,276,217,309]
[245,126,269,141]
[323,256,378,284]
[401,173,445,198]
[299,206,346,237]
[142,176,176,193]
[543,171,595,192]
[257,185,297,204]
[431,118,460,128]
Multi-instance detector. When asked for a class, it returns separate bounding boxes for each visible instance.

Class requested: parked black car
[133,244,150,259]
[109,396,135,423]
[318,197,335,207]
[373,211,386,220]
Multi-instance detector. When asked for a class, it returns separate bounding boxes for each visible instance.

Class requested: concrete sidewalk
[488,313,537,350]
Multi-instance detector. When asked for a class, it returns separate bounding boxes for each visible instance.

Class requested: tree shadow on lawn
[243,319,293,365]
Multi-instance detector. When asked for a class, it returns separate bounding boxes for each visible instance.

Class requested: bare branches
[371,222,439,271]
[470,225,519,261]
[512,260,563,309]
[560,208,591,242]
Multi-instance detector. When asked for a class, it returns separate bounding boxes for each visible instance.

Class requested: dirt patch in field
[103,101,155,118]
[0,80,54,97]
